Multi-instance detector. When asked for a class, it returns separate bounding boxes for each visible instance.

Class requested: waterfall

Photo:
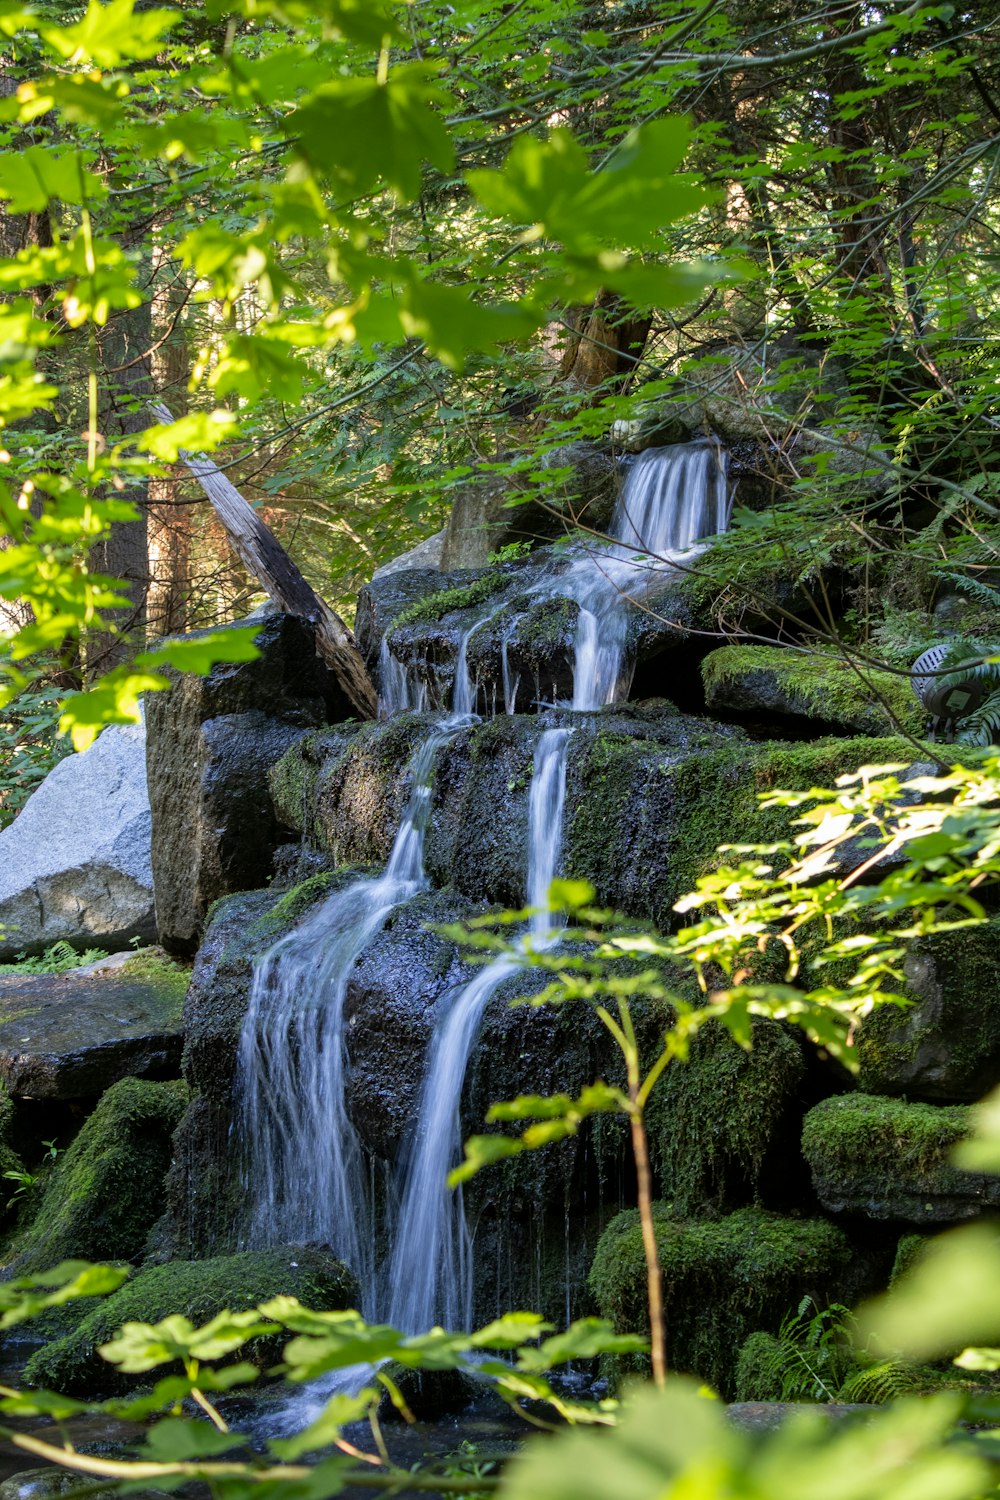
[241,439,727,1367]
[235,714,467,1304]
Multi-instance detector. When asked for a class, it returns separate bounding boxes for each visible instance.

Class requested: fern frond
[838,1361,923,1404]
[939,572,1000,611]
[957,685,1000,746]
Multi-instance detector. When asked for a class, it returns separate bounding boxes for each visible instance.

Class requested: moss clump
[801,1093,996,1221]
[701,644,924,735]
[25,1245,358,1395]
[9,1078,188,1275]
[265,873,335,925]
[589,1205,852,1397]
[734,1330,790,1402]
[803,1094,969,1180]
[390,569,509,630]
[646,1019,806,1215]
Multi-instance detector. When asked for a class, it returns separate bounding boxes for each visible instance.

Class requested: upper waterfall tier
[357,440,728,717]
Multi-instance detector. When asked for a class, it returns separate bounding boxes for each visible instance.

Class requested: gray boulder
[146,612,345,956]
[0,722,155,960]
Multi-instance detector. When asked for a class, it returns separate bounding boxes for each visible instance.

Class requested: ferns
[956,685,1000,745]
[735,1300,856,1404]
[838,1362,925,1404]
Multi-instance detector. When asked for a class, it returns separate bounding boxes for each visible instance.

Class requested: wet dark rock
[147,612,345,956]
[377,1363,483,1422]
[25,1244,358,1396]
[0,954,186,1099]
[801,1093,1000,1222]
[537,442,620,532]
[0,723,155,960]
[857,923,1000,1103]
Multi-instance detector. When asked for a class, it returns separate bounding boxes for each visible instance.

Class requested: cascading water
[235,714,468,1306]
[240,438,728,1375]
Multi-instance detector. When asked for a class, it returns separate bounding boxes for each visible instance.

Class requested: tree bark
[149,403,377,719]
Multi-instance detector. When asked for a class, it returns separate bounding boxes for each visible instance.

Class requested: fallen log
[148,402,377,719]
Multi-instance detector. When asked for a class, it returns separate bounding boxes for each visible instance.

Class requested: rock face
[0,954,186,1099]
[801,1093,1000,1222]
[438,443,617,570]
[857,925,1000,1102]
[146,612,348,956]
[0,723,155,960]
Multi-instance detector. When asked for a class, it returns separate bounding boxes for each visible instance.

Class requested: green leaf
[134,410,238,462]
[468,119,706,254]
[0,148,106,213]
[399,281,538,371]
[143,1417,247,1461]
[99,1310,279,1372]
[290,66,455,202]
[0,1261,129,1329]
[269,1391,376,1459]
[857,1224,1000,1361]
[41,0,177,66]
[138,629,262,676]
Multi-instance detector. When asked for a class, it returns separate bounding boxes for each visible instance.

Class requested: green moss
[734,1330,790,1402]
[702,644,924,735]
[391,569,508,630]
[9,1078,188,1275]
[589,1205,852,1397]
[891,1233,928,1285]
[564,733,917,930]
[116,949,189,1006]
[25,1245,359,1395]
[646,1019,806,1215]
[802,1093,970,1184]
[266,873,335,923]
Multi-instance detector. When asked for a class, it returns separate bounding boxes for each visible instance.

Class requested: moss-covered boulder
[7,1077,188,1274]
[801,1093,1000,1222]
[701,645,923,736]
[858,924,1000,1102]
[25,1244,358,1396]
[646,1019,808,1215]
[589,1205,855,1397]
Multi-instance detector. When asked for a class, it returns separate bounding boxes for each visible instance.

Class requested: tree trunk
[147,256,191,637]
[149,403,377,719]
[558,291,651,390]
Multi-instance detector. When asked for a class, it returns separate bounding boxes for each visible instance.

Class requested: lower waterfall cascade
[235,439,730,1353]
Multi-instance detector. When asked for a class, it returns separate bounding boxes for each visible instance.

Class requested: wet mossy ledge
[271,720,918,930]
[701,644,924,737]
[589,1205,856,1398]
[25,1245,358,1396]
[801,1093,1000,1222]
[8,1078,188,1276]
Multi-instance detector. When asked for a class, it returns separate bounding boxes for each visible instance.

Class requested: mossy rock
[589,1204,855,1397]
[563,732,917,930]
[646,1018,808,1215]
[701,644,923,736]
[25,1244,358,1396]
[801,1093,1000,1222]
[6,1078,188,1275]
[857,923,1000,1102]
